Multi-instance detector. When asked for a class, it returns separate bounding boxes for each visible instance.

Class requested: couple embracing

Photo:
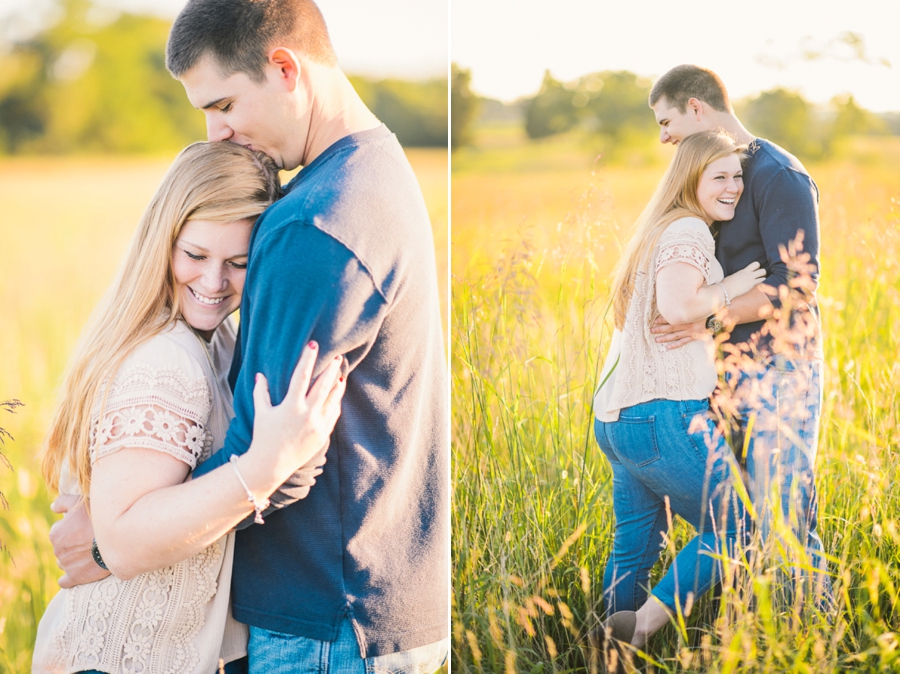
[591,65,829,666]
[32,0,448,672]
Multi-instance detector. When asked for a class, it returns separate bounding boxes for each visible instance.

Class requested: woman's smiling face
[172,218,253,339]
[696,154,744,223]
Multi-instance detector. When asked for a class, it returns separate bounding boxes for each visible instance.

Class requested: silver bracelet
[229,454,270,524]
[713,282,731,308]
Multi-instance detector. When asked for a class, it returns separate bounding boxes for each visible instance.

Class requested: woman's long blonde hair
[42,142,281,496]
[610,130,746,329]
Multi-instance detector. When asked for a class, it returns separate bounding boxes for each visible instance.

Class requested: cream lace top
[33,319,248,674]
[594,217,724,422]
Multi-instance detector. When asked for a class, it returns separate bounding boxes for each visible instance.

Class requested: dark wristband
[91,537,109,570]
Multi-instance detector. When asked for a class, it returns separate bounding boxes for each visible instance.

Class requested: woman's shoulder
[110,321,212,404]
[124,321,208,373]
[664,216,711,235]
[659,216,714,247]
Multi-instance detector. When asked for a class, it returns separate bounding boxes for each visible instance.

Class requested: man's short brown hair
[649,64,731,113]
[166,0,337,83]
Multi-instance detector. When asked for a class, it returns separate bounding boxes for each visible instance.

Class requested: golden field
[451,125,900,672]
[0,147,447,672]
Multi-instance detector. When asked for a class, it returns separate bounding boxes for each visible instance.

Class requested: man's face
[179,54,304,170]
[651,96,709,145]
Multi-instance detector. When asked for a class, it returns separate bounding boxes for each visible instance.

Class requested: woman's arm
[656,261,766,326]
[89,345,344,580]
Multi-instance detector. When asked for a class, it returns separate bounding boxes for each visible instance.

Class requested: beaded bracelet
[229,454,270,524]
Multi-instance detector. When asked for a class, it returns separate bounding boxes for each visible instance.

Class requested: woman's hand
[720,261,767,300]
[248,342,346,483]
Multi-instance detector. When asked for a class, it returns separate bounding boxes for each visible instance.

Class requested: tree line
[0,0,447,156]
[451,64,897,160]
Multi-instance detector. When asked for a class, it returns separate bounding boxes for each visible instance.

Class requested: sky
[0,0,449,80]
[452,0,900,113]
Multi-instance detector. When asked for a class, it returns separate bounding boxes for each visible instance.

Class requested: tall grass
[452,131,900,673]
[0,150,447,672]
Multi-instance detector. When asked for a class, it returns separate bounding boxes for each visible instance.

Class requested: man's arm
[192,222,387,524]
[754,166,820,308]
[651,286,773,348]
[49,495,110,588]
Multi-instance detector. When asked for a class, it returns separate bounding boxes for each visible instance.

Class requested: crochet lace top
[594,217,724,422]
[33,319,247,674]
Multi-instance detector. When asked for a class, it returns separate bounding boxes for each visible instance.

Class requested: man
[647,64,830,608]
[49,0,448,671]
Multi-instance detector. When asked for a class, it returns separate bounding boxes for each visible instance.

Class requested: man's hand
[650,316,708,349]
[49,494,110,588]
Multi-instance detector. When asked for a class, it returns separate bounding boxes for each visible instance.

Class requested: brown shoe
[587,611,637,674]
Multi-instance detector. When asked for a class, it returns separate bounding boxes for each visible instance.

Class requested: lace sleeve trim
[90,362,213,469]
[656,223,716,283]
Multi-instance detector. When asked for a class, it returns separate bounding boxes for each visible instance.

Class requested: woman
[591,131,765,662]
[33,142,345,674]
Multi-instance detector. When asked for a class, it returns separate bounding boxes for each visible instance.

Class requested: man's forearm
[721,285,774,327]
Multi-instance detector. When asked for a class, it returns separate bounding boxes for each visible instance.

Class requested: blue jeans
[248,618,448,674]
[726,357,832,607]
[594,398,747,616]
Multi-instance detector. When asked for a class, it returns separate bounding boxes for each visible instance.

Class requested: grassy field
[452,124,900,673]
[0,147,447,672]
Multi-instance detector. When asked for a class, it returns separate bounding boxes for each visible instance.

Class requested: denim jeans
[725,357,832,608]
[594,398,747,616]
[248,618,448,674]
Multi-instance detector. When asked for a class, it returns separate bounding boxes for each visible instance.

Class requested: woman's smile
[172,218,253,339]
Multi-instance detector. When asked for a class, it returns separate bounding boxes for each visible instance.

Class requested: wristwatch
[91,537,109,570]
[706,315,724,336]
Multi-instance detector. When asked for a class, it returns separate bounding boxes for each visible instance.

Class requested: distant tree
[579,70,656,146]
[524,70,579,139]
[522,69,656,158]
[450,63,478,150]
[879,112,900,135]
[740,88,825,160]
[0,29,54,152]
[349,76,447,148]
[830,94,888,137]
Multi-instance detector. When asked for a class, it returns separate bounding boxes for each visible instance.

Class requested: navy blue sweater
[713,138,821,356]
[193,126,448,656]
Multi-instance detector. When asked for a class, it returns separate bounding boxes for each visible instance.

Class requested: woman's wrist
[230,449,280,506]
[717,279,737,311]
[713,282,731,307]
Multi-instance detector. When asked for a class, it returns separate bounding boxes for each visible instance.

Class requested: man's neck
[709,111,754,145]
[302,69,381,167]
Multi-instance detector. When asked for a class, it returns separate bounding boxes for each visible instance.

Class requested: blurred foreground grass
[0,148,447,672]
[452,128,900,673]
